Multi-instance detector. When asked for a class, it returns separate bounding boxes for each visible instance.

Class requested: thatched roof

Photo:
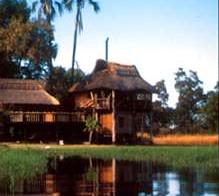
[69,59,155,93]
[0,79,59,105]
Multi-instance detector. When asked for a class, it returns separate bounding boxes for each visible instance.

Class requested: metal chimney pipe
[105,37,109,61]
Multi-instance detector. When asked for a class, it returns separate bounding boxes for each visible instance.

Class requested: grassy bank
[1,144,218,172]
[49,145,219,171]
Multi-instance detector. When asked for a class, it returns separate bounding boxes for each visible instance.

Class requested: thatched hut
[0,79,59,108]
[0,79,86,142]
[69,59,155,143]
[0,79,60,141]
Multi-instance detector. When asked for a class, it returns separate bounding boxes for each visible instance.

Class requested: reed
[0,148,47,181]
[153,134,218,145]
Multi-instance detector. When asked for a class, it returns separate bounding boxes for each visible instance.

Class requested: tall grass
[0,144,218,181]
[46,145,219,172]
[153,134,218,145]
[0,147,48,192]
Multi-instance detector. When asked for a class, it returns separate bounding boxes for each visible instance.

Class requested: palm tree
[63,0,100,78]
[83,115,100,144]
[32,0,63,74]
[32,0,63,23]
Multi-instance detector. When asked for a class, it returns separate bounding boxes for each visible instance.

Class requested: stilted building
[68,59,155,143]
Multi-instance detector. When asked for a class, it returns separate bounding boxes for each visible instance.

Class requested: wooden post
[149,98,153,143]
[112,90,116,143]
[90,91,94,102]
[149,112,153,142]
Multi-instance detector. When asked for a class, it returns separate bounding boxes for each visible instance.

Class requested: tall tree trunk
[71,6,80,79]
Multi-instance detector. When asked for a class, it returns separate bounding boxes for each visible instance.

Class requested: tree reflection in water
[0,156,219,195]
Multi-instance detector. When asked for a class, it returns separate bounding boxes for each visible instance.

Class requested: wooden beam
[90,91,94,100]
[112,90,116,143]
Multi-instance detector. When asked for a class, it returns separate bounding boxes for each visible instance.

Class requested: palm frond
[62,0,73,11]
[55,1,63,16]
[31,1,38,13]
[78,11,83,33]
[88,0,100,13]
[78,0,85,9]
[50,5,56,21]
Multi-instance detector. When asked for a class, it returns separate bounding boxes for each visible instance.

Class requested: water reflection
[1,156,219,195]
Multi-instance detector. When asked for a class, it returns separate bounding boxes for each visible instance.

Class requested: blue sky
[50,0,218,107]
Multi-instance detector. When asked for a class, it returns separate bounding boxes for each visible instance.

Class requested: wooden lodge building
[0,79,85,142]
[0,59,155,143]
[68,59,155,143]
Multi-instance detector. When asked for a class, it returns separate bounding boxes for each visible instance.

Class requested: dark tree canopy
[174,68,205,133]
[46,66,85,101]
[155,79,169,107]
[152,80,174,134]
[0,0,57,79]
[199,82,218,133]
[0,0,30,27]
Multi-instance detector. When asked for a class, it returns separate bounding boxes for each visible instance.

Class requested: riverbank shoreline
[1,134,218,148]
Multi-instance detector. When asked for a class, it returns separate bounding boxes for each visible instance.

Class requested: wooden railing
[8,111,85,123]
[95,98,111,110]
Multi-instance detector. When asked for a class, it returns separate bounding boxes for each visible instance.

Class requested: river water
[1,156,219,195]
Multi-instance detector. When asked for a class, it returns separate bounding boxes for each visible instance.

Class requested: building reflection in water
[43,157,153,195]
[1,156,219,195]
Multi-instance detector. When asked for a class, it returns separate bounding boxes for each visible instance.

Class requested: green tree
[200,82,218,133]
[0,0,31,78]
[63,0,100,78]
[174,68,205,133]
[0,0,57,79]
[0,0,30,27]
[152,101,175,133]
[84,115,100,144]
[46,66,85,101]
[32,0,63,77]
[0,18,57,79]
[153,80,173,133]
[155,80,169,107]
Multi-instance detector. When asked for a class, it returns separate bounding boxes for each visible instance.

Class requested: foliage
[0,0,30,28]
[46,66,85,101]
[153,80,173,133]
[199,82,219,133]
[0,0,30,78]
[84,115,100,144]
[84,115,100,132]
[31,0,63,78]
[32,0,63,23]
[174,68,205,133]
[63,0,100,77]
[155,80,169,107]
[152,101,175,134]
[0,0,57,79]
